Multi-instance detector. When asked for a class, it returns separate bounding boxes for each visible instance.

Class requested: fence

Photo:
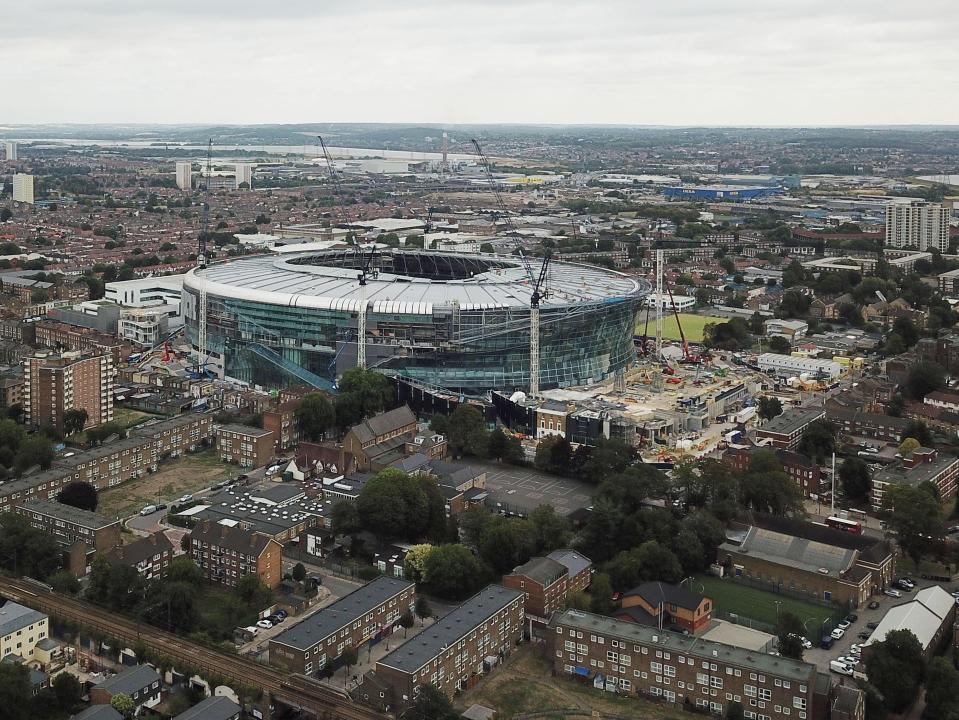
[723,575,848,620]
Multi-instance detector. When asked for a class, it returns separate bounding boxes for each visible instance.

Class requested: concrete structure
[615,582,712,634]
[870,447,959,509]
[755,407,826,450]
[764,319,807,341]
[269,576,415,676]
[104,532,174,580]
[885,198,949,252]
[756,353,842,381]
[12,173,34,204]
[368,585,524,706]
[23,352,114,432]
[105,274,185,308]
[175,162,192,191]
[90,665,162,714]
[863,585,956,659]
[118,305,180,347]
[923,390,959,413]
[644,293,696,312]
[215,423,274,467]
[182,250,648,392]
[234,163,253,189]
[0,600,49,664]
[16,499,120,575]
[189,519,283,589]
[33,321,129,364]
[549,610,817,718]
[4,141,17,161]
[502,556,569,621]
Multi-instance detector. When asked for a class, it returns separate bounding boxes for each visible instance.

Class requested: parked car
[884,589,902,598]
[837,656,859,667]
[275,609,289,619]
[821,635,835,650]
[800,636,813,650]
[155,503,168,511]
[837,620,851,630]
[256,619,274,629]
[267,614,284,624]
[244,626,259,636]
[846,614,858,623]
[866,621,880,630]
[139,505,157,516]
[830,628,845,640]
[858,631,872,641]
[850,644,864,655]
[178,494,194,504]
[867,601,880,610]
[830,660,854,676]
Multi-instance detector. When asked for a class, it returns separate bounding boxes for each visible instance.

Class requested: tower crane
[470,138,518,238]
[194,138,213,377]
[518,249,551,398]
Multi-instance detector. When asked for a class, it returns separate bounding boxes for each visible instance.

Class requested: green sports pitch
[635,312,726,342]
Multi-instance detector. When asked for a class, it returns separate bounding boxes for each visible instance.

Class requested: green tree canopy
[906,361,946,400]
[796,419,836,463]
[56,480,98,511]
[400,683,459,720]
[421,544,485,600]
[739,449,804,516]
[864,629,925,713]
[925,656,959,720]
[775,611,805,660]
[881,484,943,565]
[838,458,871,501]
[333,368,394,429]
[445,404,489,458]
[757,396,783,421]
[901,419,934,447]
[295,393,335,441]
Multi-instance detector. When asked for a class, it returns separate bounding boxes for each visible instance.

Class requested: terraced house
[549,610,821,720]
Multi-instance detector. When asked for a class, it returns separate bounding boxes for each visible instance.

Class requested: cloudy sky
[3,0,958,126]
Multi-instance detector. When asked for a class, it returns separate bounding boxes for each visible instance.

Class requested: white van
[830,660,853,676]
[139,505,157,516]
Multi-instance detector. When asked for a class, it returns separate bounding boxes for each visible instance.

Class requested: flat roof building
[755,407,826,450]
[12,173,34,204]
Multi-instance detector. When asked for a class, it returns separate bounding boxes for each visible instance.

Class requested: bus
[826,516,863,535]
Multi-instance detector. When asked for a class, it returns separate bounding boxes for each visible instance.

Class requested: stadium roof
[186,250,647,314]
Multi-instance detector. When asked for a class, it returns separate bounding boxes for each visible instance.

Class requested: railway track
[0,577,384,720]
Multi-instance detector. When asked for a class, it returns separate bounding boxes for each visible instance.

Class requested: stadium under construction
[182,249,649,394]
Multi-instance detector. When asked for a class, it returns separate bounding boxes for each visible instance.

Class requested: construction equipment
[470,138,518,238]
[317,135,340,195]
[194,138,213,377]
[197,138,213,269]
[517,249,551,398]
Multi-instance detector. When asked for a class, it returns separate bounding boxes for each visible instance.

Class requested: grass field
[635,312,725,342]
[98,450,234,519]
[456,644,687,720]
[694,575,841,634]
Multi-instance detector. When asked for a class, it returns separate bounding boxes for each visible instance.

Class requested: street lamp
[774,600,781,619]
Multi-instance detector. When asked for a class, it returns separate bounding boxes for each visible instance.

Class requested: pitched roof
[190,520,276,556]
[93,664,160,696]
[721,527,858,579]
[624,581,704,611]
[547,549,592,579]
[172,696,241,720]
[350,406,416,444]
[508,557,567,586]
[104,532,173,567]
[0,600,46,637]
[71,707,123,720]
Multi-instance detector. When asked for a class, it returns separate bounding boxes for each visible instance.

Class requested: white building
[757,353,842,380]
[105,275,186,307]
[4,141,17,161]
[12,173,34,204]
[235,163,253,189]
[175,161,192,191]
[644,292,696,312]
[764,319,808,340]
[119,305,182,347]
[885,198,949,252]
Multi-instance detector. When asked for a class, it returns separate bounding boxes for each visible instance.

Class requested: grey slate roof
[19,499,117,531]
[271,576,414,651]
[93,664,160,696]
[378,584,523,674]
[547,549,592,579]
[624,581,704,611]
[172,696,241,720]
[190,520,276,556]
[71,707,123,720]
[351,406,416,445]
[508,557,567,586]
[0,600,46,636]
[105,532,173,567]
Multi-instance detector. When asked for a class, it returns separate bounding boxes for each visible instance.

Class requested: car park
[830,628,845,640]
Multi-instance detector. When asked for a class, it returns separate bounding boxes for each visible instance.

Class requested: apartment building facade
[549,610,818,719]
[215,423,274,467]
[270,576,415,676]
[0,414,213,513]
[724,446,822,499]
[502,556,569,621]
[885,198,950,252]
[189,520,283,589]
[371,585,524,704]
[755,407,826,450]
[104,532,174,580]
[262,401,301,452]
[870,447,959,509]
[16,499,121,575]
[23,352,114,432]
[0,601,50,664]
[34,321,129,363]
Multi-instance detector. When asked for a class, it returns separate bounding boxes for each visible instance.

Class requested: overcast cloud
[2,0,957,125]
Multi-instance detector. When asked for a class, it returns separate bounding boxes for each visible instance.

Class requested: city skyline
[2,0,957,126]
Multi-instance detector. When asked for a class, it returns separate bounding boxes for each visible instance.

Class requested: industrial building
[756,353,842,380]
[182,250,648,393]
[663,185,783,201]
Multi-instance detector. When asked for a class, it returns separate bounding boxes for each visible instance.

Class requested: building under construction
[181,249,649,394]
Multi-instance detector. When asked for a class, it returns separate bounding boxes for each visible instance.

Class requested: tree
[604,541,682,590]
[111,692,136,718]
[528,505,571,554]
[757,396,783,421]
[57,481,98,511]
[796,420,836,463]
[13,435,54,474]
[330,500,360,536]
[901,420,934,447]
[356,468,432,542]
[882,484,944,566]
[898,437,920,457]
[0,662,31,720]
[478,516,534,574]
[766,336,791,354]
[534,435,574,475]
[906,361,946,400]
[52,672,82,713]
[865,629,925,713]
[295,393,335,441]
[838,458,871,501]
[414,596,432,624]
[775,611,805,660]
[404,544,434,585]
[291,562,306,582]
[62,407,89,435]
[589,572,614,614]
[234,574,274,608]
[445,404,488,458]
[925,656,959,720]
[892,316,919,348]
[458,506,492,548]
[0,513,63,580]
[48,569,80,596]
[487,427,524,464]
[421,544,484,600]
[333,368,393,429]
[400,683,458,720]
[399,609,415,637]
[0,209,12,223]
[739,449,804,516]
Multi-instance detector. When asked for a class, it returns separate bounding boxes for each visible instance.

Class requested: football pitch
[635,312,725,342]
